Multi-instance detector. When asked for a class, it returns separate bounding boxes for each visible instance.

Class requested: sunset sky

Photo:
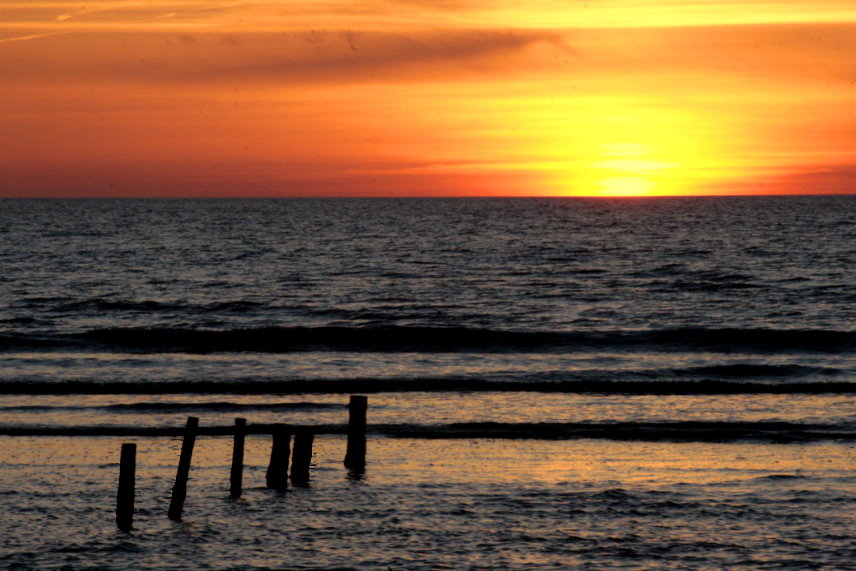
[2,1,856,197]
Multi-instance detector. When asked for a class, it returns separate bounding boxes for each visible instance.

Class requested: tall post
[230,418,246,498]
[116,443,136,531]
[290,429,314,486]
[168,416,199,521]
[266,425,291,491]
[344,395,367,472]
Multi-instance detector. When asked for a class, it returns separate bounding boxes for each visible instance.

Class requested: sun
[572,138,692,196]
[534,101,725,197]
[597,176,655,196]
[588,142,677,196]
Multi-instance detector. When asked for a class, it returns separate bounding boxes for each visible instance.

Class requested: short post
[290,429,314,486]
[266,425,291,491]
[230,418,246,498]
[116,443,136,531]
[344,395,367,471]
[168,416,199,521]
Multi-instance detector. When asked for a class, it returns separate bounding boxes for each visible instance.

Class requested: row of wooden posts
[116,395,368,531]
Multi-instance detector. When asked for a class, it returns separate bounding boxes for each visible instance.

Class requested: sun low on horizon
[2,1,856,198]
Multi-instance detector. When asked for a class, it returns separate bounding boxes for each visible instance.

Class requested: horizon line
[1,193,854,200]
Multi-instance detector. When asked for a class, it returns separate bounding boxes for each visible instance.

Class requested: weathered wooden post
[116,443,136,531]
[168,416,199,520]
[290,429,314,486]
[230,417,246,498]
[344,395,367,471]
[265,425,291,491]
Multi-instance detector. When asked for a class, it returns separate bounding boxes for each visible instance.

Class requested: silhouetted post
[230,418,246,498]
[290,429,314,486]
[168,416,199,521]
[266,425,291,491]
[116,443,136,531]
[344,395,367,471]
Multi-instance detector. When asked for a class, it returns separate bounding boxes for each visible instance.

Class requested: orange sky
[2,1,856,197]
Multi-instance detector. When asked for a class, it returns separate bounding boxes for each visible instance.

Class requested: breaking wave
[1,326,854,354]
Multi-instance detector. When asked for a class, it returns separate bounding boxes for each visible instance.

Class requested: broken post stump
[230,418,246,498]
[168,416,199,521]
[290,429,314,486]
[116,442,136,531]
[266,425,291,491]
[344,395,367,471]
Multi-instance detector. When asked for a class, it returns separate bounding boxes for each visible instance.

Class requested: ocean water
[0,197,854,569]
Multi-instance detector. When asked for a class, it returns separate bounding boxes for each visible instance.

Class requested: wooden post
[168,416,199,521]
[290,429,314,486]
[265,425,290,491]
[116,443,136,531]
[230,418,246,498]
[344,395,367,471]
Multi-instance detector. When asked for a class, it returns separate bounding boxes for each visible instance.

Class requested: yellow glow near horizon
[589,144,675,196]
[530,102,729,197]
[598,176,656,197]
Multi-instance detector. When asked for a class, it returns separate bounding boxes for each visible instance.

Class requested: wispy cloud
[0,31,70,44]
[0,28,572,85]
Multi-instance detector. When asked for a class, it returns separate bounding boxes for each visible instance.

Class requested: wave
[36,298,266,314]
[104,401,344,412]
[0,317,46,325]
[0,402,344,412]
[1,326,854,354]
[1,379,852,395]
[376,421,856,443]
[1,420,852,442]
[55,299,184,312]
[674,364,843,379]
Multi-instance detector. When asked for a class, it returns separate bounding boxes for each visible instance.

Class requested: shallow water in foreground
[1,435,854,570]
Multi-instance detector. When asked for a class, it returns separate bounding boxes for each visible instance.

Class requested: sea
[0,196,853,570]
